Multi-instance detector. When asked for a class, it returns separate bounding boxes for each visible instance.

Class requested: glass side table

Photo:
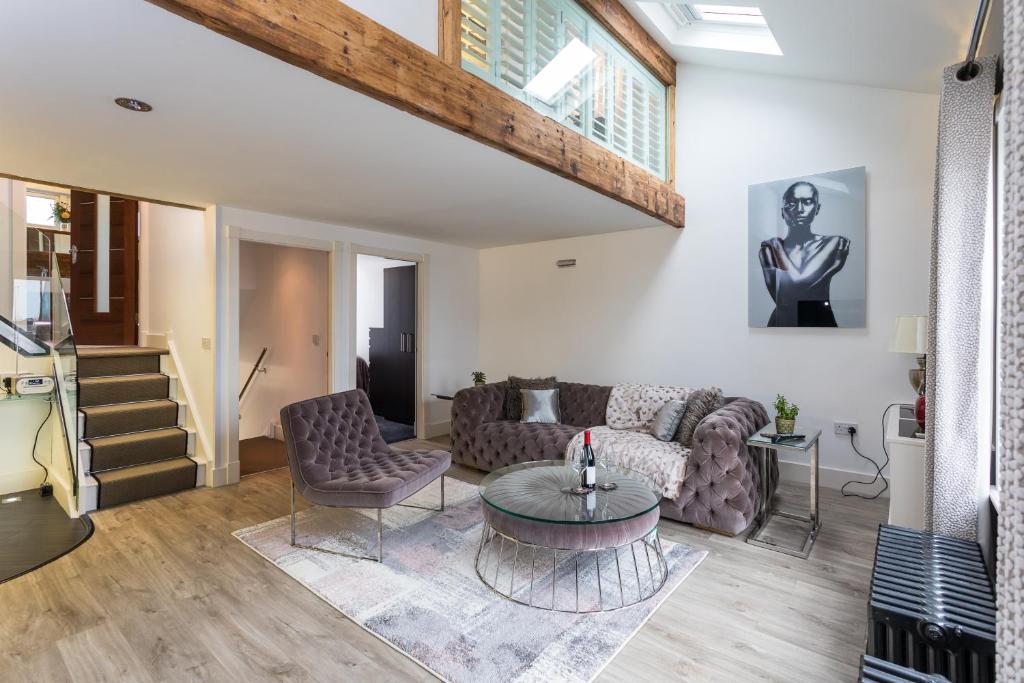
[745,427,821,559]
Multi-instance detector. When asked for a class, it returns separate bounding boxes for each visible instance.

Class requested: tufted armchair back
[280,389,390,493]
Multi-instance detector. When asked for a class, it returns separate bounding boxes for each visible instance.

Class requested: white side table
[884,405,926,529]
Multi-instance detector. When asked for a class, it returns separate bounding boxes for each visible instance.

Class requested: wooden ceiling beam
[145,0,685,228]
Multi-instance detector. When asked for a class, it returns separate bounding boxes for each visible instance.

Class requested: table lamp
[889,315,928,431]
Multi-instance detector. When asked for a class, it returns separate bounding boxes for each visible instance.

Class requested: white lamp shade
[889,315,928,354]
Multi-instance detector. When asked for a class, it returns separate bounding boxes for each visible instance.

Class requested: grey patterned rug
[233,478,707,683]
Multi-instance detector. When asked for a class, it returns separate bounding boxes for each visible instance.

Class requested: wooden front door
[70,191,138,345]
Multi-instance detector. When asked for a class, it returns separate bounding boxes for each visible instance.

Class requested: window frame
[455,0,671,179]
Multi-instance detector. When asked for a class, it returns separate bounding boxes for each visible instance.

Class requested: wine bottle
[582,430,596,490]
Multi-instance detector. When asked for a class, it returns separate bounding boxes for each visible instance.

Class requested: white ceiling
[621,0,985,94]
[0,1,663,249]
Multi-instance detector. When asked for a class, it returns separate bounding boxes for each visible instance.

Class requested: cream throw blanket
[565,383,694,500]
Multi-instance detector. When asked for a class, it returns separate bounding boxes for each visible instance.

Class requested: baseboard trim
[210,460,241,487]
[0,468,48,497]
[777,458,890,498]
[423,420,450,439]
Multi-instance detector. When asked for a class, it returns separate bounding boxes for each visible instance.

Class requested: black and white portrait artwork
[748,167,866,328]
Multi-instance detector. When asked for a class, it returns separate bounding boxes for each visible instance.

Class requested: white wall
[138,202,216,471]
[239,241,329,440]
[0,178,28,320]
[479,65,938,483]
[355,254,416,361]
[342,0,437,54]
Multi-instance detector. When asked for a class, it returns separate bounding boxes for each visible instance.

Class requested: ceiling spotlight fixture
[114,97,153,112]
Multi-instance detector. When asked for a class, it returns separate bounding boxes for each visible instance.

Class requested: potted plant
[773,394,799,434]
[471,371,487,386]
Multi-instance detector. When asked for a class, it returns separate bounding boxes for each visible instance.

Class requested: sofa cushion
[505,376,557,421]
[565,426,691,500]
[520,388,560,424]
[605,383,696,431]
[474,420,581,470]
[651,399,687,441]
[676,387,724,447]
[557,382,612,427]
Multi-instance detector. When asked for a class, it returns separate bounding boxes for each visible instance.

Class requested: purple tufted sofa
[450,381,776,535]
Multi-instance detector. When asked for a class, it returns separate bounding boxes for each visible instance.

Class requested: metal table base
[474,522,668,612]
[746,436,821,559]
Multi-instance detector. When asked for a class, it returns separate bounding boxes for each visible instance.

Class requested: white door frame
[216,224,344,485]
[349,243,428,440]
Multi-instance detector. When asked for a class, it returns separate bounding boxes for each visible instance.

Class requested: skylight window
[639,2,782,56]
[691,5,767,27]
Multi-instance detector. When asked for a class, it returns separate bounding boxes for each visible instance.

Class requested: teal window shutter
[459,0,668,179]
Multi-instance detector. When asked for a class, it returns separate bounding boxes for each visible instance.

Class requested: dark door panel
[70,191,138,346]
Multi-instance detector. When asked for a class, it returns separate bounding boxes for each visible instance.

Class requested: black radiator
[860,655,951,682]
[867,525,995,683]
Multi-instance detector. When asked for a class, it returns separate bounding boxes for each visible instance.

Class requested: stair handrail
[239,346,270,403]
[48,251,79,500]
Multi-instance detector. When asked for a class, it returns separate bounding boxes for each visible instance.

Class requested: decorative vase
[915,393,926,432]
[775,417,795,434]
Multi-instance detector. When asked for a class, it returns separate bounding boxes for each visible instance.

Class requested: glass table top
[479,461,660,525]
[747,426,822,452]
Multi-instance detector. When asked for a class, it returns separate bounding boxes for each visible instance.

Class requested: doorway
[356,254,417,443]
[69,190,139,346]
[237,241,330,476]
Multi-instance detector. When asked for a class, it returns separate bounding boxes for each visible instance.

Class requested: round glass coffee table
[475,460,666,612]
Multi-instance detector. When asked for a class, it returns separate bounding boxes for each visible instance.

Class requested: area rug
[233,478,707,683]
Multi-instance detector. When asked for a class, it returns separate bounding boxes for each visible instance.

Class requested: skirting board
[210,460,241,487]
[423,420,451,440]
[0,468,49,497]
[778,458,890,498]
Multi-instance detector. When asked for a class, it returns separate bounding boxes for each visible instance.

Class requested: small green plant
[471,370,487,386]
[774,394,799,420]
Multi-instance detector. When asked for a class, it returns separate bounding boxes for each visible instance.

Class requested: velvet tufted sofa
[450,381,775,535]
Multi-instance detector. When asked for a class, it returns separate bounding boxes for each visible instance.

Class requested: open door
[69,191,138,345]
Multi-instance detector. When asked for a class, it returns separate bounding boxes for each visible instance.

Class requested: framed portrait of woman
[748,166,866,328]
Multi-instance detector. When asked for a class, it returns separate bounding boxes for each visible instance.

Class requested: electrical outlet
[834,421,858,436]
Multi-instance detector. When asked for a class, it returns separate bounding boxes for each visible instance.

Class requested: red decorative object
[915,393,926,432]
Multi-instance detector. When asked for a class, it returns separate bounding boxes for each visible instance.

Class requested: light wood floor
[0,437,888,682]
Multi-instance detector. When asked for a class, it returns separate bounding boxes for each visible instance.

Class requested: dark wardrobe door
[368,265,416,425]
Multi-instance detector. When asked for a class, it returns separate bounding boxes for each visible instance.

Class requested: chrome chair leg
[290,481,296,546]
[377,508,383,563]
[441,474,445,511]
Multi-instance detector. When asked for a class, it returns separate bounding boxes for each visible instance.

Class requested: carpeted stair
[78,347,197,509]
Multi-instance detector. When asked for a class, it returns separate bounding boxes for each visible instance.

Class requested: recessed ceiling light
[114,97,153,113]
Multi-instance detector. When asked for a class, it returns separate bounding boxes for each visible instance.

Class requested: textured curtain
[999,2,1024,678]
[925,55,997,540]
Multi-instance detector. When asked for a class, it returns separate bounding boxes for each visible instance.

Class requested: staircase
[77,347,203,511]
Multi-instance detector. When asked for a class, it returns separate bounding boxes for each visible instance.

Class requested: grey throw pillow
[650,399,687,441]
[520,389,561,424]
[505,376,557,420]
[675,387,724,448]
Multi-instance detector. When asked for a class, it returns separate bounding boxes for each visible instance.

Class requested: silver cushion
[650,399,687,441]
[520,388,560,424]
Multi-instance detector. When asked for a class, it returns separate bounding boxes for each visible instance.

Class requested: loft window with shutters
[460,0,668,179]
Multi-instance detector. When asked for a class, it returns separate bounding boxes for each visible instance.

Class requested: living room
[0,0,1019,681]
